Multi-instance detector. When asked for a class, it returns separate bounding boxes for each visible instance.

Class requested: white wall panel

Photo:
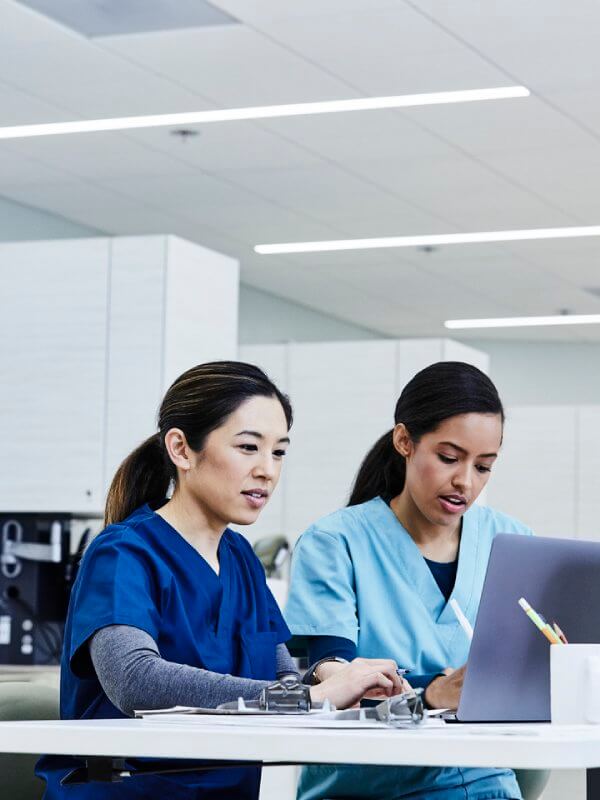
[576,407,600,542]
[239,344,289,394]
[442,340,490,375]
[164,236,238,390]
[396,339,443,394]
[0,238,109,512]
[487,407,578,537]
[285,340,398,541]
[103,236,166,490]
[396,338,489,395]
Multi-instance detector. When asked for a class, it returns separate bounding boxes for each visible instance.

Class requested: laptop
[456,533,600,722]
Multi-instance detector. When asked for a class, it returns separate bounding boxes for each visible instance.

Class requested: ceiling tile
[99,25,354,107]
[229,4,508,94]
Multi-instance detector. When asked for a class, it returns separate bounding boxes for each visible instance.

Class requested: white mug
[550,644,600,724]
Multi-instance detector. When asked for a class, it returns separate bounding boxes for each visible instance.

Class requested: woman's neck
[156,491,225,574]
[389,491,461,562]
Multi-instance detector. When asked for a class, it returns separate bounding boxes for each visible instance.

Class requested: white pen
[449,598,474,641]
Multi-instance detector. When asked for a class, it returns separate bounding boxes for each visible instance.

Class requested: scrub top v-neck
[37,504,290,799]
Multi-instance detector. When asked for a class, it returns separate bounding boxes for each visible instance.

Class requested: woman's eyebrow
[235,430,291,444]
[439,440,497,458]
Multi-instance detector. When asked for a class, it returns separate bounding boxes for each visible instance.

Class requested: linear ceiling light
[0,85,529,140]
[255,224,600,254]
[445,314,600,330]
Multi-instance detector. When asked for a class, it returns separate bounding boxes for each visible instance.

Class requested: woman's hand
[309,657,409,710]
[424,665,466,710]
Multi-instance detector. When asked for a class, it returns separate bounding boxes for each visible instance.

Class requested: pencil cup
[550,644,600,724]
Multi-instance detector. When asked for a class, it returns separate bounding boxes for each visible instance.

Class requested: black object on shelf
[0,512,75,665]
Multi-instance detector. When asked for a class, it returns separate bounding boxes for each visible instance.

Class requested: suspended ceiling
[1,0,600,342]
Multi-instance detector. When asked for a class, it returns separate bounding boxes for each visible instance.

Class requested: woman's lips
[241,491,268,510]
[438,496,467,514]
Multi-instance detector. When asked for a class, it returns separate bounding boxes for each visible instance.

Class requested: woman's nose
[452,464,472,492]
[254,454,275,479]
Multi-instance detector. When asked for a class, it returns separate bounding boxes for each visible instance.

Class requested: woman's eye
[476,465,492,474]
[239,444,258,452]
[438,454,457,464]
[273,449,287,459]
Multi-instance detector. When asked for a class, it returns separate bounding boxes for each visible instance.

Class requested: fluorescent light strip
[0,85,529,140]
[445,314,600,330]
[255,224,600,254]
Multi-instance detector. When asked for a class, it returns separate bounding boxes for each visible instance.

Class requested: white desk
[0,718,599,797]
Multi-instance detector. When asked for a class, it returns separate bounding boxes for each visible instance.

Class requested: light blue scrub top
[285,497,533,800]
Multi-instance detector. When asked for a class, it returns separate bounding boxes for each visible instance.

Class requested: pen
[518,597,562,644]
[449,598,474,641]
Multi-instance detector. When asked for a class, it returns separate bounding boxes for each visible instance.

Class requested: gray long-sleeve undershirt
[89,624,299,718]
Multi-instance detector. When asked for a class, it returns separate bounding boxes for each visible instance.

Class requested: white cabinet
[103,235,238,489]
[239,338,489,544]
[396,338,489,393]
[0,235,238,514]
[576,407,600,542]
[285,340,398,538]
[0,239,109,513]
[487,406,578,537]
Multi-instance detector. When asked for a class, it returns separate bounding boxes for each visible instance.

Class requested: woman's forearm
[90,624,296,717]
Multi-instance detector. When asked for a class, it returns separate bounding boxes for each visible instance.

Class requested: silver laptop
[457,533,600,722]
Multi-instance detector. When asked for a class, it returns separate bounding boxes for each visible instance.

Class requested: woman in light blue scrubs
[286,361,532,800]
[37,362,403,800]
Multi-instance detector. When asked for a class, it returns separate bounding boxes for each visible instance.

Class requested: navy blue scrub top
[37,504,291,799]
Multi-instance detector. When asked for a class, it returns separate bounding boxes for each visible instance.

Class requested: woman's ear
[163,428,193,473]
[392,423,413,458]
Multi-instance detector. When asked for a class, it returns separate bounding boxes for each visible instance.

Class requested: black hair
[348,361,503,506]
[105,361,292,525]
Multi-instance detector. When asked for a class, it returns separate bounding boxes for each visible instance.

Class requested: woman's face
[395,412,502,528]
[175,395,290,528]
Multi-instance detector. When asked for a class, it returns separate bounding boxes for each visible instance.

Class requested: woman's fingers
[312,657,413,709]
[359,671,394,696]
[351,658,406,694]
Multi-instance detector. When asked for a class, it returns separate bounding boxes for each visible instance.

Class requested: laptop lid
[457,533,600,722]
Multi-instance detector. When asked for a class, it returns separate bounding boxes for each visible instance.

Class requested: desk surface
[0,718,600,771]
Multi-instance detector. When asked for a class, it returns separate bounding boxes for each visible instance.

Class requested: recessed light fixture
[445,314,600,330]
[0,86,529,140]
[255,224,600,254]
[170,128,200,141]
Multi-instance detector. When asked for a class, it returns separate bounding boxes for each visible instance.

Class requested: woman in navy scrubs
[37,361,403,800]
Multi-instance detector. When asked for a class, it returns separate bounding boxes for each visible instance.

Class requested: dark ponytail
[104,434,169,526]
[348,361,504,506]
[104,361,292,526]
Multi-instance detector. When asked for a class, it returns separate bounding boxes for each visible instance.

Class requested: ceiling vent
[16,0,238,37]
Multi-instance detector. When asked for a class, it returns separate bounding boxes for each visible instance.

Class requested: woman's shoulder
[84,507,156,557]
[468,503,534,537]
[299,497,383,543]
